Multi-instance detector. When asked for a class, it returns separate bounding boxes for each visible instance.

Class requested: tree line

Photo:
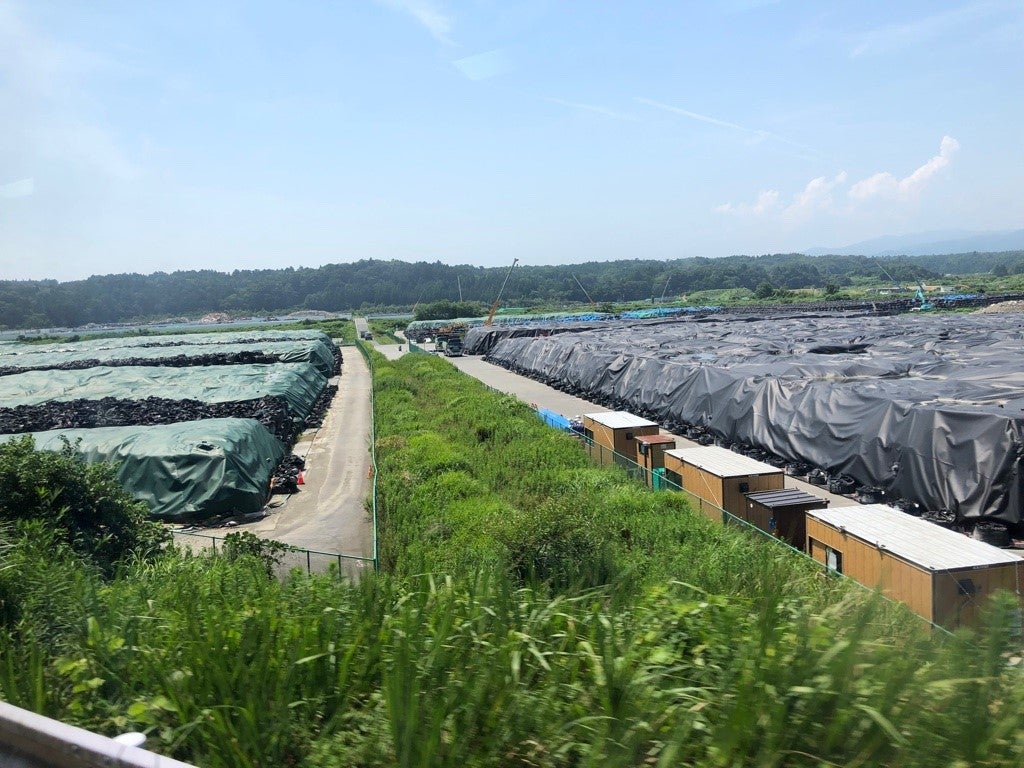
[2,251,1022,329]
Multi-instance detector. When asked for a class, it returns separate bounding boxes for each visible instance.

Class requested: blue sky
[1,1,1022,281]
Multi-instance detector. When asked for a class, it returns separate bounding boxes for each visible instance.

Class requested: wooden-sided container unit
[741,488,828,550]
[663,445,784,523]
[634,434,676,487]
[806,504,1024,629]
[581,412,659,468]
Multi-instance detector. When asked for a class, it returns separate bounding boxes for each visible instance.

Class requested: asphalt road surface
[195,346,376,578]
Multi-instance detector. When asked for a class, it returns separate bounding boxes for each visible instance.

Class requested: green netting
[0,363,326,419]
[0,418,283,520]
[0,338,336,377]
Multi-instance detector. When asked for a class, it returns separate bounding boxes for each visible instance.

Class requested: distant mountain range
[805,229,1024,257]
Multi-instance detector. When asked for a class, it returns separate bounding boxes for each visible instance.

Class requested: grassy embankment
[1,350,1022,767]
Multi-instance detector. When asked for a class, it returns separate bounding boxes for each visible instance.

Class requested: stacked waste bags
[0,330,342,521]
[482,312,1024,531]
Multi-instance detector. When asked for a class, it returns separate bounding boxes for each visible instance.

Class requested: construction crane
[485,258,519,326]
[572,272,596,305]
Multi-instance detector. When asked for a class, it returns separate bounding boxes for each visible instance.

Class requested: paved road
[372,337,406,361]
[354,316,370,339]
[196,347,376,578]
[448,355,860,508]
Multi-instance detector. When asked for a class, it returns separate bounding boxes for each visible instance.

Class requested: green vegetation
[0,436,167,574]
[5,252,1024,330]
[287,318,356,344]
[368,318,407,343]
[1,353,1023,767]
[413,300,488,321]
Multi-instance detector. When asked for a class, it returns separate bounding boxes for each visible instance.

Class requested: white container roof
[807,504,1023,572]
[666,445,782,478]
[583,411,658,430]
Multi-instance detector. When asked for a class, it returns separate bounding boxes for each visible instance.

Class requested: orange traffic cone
[296,471,305,485]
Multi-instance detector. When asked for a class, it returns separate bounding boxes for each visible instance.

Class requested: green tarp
[0,338,336,377]
[5,329,331,355]
[0,363,327,420]
[0,418,283,520]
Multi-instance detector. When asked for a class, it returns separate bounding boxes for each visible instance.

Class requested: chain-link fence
[170,530,374,581]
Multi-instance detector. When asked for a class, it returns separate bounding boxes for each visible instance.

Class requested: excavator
[914,282,934,311]
[484,258,519,326]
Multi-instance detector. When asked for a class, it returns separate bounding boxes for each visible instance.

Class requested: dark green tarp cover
[0,331,335,376]
[0,334,337,377]
[0,363,327,419]
[4,329,331,355]
[0,418,283,520]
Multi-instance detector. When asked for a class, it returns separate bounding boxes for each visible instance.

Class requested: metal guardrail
[0,700,197,768]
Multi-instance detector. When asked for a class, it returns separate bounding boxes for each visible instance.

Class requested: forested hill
[2,251,1023,329]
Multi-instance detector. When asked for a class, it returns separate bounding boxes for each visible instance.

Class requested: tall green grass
[373,353,861,610]
[2,349,1023,767]
[3,548,1022,767]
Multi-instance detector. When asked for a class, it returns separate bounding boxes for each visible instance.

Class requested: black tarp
[482,312,1024,527]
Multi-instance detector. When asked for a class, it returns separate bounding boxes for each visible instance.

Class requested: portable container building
[741,488,828,550]
[805,504,1024,629]
[664,445,784,522]
[581,411,659,468]
[634,434,676,487]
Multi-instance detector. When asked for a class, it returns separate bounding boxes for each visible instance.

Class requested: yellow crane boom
[485,258,519,326]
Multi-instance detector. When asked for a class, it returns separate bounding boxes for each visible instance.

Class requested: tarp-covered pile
[484,312,1024,528]
[0,333,339,377]
[406,312,614,342]
[0,419,283,520]
[0,329,343,521]
[0,363,326,420]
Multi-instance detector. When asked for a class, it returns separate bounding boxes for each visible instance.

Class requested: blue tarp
[537,407,573,431]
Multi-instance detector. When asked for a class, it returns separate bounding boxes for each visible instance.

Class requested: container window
[825,547,843,574]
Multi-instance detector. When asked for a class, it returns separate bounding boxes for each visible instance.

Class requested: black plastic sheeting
[482,312,1024,530]
[463,294,1024,355]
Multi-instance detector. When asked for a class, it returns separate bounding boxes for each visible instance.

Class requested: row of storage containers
[576,410,1023,631]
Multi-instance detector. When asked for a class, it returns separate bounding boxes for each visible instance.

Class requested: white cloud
[717,173,847,221]
[784,171,848,222]
[543,97,639,122]
[849,136,959,201]
[377,0,453,44]
[715,189,781,217]
[850,3,1011,57]
[718,137,959,222]
[454,49,514,81]
[636,97,822,157]
[0,177,34,198]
